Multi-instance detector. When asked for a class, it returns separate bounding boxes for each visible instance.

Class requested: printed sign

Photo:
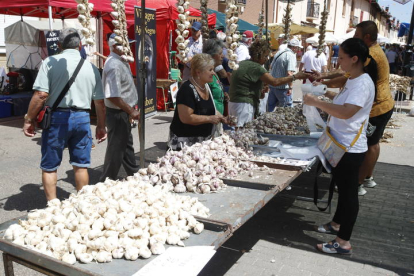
[45,30,60,56]
[134,6,157,118]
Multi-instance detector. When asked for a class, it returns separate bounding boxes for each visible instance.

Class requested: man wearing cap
[268,38,300,110]
[277,34,288,53]
[182,21,203,81]
[100,33,140,181]
[236,30,254,62]
[23,28,107,201]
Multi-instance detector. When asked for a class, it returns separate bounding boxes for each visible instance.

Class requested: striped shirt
[269,48,297,89]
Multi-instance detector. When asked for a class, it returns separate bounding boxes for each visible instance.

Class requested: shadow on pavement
[200,162,414,276]
[1,184,70,211]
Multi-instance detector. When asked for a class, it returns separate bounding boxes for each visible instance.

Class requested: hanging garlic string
[200,0,209,41]
[110,0,134,63]
[175,0,191,63]
[76,0,95,45]
[282,0,292,43]
[257,0,265,38]
[317,0,329,57]
[225,0,240,70]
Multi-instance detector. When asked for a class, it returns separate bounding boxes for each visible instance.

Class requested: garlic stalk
[76,0,95,46]
[110,0,134,62]
[225,0,240,70]
[200,0,209,40]
[175,0,191,63]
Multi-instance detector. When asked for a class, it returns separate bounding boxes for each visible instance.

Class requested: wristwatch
[291,74,296,81]
[24,114,33,123]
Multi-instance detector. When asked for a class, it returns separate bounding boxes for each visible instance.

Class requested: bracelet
[292,74,296,81]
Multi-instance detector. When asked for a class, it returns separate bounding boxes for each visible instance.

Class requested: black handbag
[36,58,85,129]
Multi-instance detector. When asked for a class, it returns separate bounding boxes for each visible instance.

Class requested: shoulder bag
[36,58,85,129]
[317,116,366,168]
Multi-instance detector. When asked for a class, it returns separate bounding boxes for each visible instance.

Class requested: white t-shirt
[236,43,250,62]
[329,73,375,153]
[301,49,327,72]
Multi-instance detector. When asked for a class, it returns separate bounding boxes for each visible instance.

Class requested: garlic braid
[175,0,191,63]
[76,0,95,45]
[110,0,134,63]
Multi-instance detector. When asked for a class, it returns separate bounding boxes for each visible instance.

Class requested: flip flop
[316,223,338,235]
[317,240,352,255]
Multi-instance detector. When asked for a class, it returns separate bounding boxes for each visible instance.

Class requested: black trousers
[100,108,139,181]
[332,151,366,241]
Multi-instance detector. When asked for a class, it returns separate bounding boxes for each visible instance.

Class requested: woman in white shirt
[304,38,377,254]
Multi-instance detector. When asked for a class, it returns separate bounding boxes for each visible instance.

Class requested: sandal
[316,223,339,235]
[317,240,352,255]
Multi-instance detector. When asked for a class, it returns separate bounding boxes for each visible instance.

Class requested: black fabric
[170,80,215,138]
[100,107,139,181]
[332,152,366,241]
[367,108,393,146]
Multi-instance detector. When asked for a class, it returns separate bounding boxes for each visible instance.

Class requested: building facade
[189,0,404,41]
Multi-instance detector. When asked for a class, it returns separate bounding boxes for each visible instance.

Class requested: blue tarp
[398,23,410,37]
[207,8,260,33]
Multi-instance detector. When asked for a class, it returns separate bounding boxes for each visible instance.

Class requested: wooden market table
[0,135,322,276]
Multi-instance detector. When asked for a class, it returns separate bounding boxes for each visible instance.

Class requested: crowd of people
[22,19,396,257]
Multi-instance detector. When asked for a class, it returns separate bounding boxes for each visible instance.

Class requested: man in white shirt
[236,30,253,62]
[385,46,398,74]
[182,21,203,81]
[299,43,327,82]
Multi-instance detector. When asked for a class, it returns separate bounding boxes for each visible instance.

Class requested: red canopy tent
[1,0,216,110]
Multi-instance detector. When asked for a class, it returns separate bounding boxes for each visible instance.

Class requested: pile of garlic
[138,134,259,194]
[76,0,95,45]
[175,0,191,63]
[225,0,240,70]
[227,128,269,150]
[110,0,134,63]
[3,178,209,264]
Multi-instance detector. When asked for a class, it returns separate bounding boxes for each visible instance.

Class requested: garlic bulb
[62,252,76,264]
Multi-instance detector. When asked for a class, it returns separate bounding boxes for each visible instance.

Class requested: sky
[378,0,413,23]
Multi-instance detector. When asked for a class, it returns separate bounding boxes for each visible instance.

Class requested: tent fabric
[208,8,259,33]
[398,23,410,37]
[1,0,216,111]
[5,21,42,46]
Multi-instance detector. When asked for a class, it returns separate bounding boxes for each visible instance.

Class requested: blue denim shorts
[41,110,92,171]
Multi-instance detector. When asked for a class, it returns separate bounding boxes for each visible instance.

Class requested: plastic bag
[302,104,326,132]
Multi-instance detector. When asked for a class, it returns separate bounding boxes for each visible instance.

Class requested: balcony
[306,0,320,20]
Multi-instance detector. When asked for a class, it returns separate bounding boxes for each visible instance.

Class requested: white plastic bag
[302,104,326,132]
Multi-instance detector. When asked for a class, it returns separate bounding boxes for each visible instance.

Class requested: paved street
[0,88,413,275]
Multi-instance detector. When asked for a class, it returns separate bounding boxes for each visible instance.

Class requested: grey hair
[202,39,225,57]
[59,28,81,50]
[191,53,214,76]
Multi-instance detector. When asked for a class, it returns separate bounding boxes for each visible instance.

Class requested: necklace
[191,77,206,91]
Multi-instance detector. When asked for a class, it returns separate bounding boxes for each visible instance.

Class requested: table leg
[3,253,15,276]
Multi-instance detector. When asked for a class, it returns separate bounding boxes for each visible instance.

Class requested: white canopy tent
[4,19,95,70]
[305,33,339,44]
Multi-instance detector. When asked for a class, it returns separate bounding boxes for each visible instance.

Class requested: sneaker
[363,177,377,188]
[358,185,367,196]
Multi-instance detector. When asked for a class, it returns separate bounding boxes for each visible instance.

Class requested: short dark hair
[249,39,270,61]
[356,21,378,42]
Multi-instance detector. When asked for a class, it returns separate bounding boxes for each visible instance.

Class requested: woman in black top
[168,54,226,150]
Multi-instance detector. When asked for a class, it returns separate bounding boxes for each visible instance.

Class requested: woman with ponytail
[304,38,377,254]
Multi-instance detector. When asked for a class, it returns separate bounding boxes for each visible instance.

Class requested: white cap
[311,42,319,47]
[278,34,285,38]
[288,38,300,47]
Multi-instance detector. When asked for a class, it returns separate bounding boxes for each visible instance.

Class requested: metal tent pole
[48,6,53,31]
[139,0,146,168]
